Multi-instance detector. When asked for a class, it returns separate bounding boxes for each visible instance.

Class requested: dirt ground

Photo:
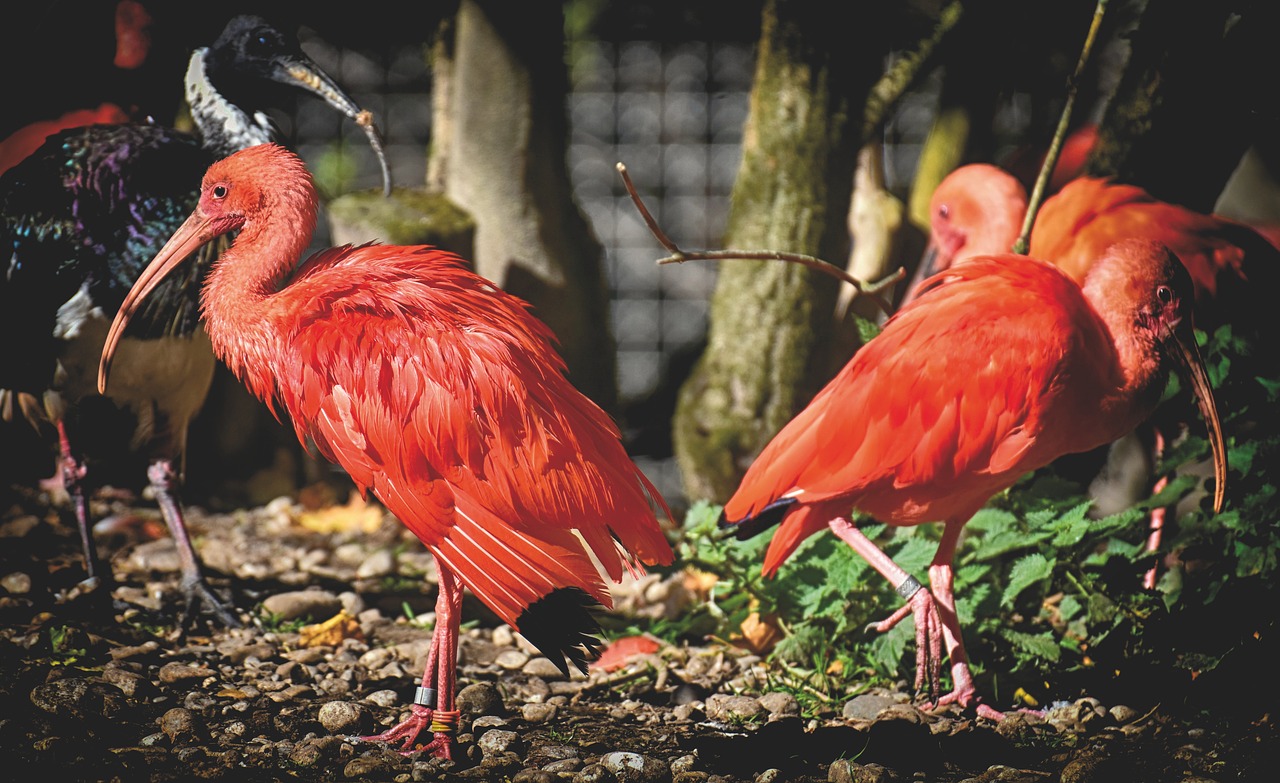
[1,482,1275,783]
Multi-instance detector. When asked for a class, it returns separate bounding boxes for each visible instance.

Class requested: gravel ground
[1,481,1275,783]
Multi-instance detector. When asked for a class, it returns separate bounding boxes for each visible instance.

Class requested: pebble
[1,571,31,594]
[521,702,558,723]
[159,707,198,742]
[318,700,364,733]
[456,682,505,717]
[478,728,524,757]
[261,589,343,622]
[600,751,669,783]
[704,693,765,722]
[841,693,899,721]
[522,657,567,679]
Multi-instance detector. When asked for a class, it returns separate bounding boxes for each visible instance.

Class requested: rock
[758,690,800,718]
[828,759,900,782]
[841,694,899,721]
[600,751,669,782]
[522,657,568,679]
[261,589,343,622]
[157,661,215,685]
[456,682,505,717]
[521,702,558,723]
[704,693,765,722]
[159,707,198,742]
[318,700,364,733]
[477,728,523,757]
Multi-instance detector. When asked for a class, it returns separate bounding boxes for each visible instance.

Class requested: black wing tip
[515,587,605,677]
[719,497,797,541]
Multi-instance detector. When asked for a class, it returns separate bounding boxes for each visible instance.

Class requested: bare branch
[616,162,901,318]
[1014,0,1110,254]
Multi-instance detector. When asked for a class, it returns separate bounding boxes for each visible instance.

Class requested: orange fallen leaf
[299,610,364,647]
[590,634,664,672]
[297,491,385,534]
[734,611,784,655]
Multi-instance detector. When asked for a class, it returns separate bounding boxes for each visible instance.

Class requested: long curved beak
[1169,332,1227,513]
[276,54,393,197]
[98,211,220,395]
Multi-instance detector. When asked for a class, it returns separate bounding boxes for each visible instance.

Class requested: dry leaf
[734,611,783,654]
[680,567,719,599]
[297,490,385,534]
[298,610,364,647]
[590,634,663,672]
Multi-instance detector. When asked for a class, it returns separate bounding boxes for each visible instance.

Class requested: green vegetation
[648,323,1278,712]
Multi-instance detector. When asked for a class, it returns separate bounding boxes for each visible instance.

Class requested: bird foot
[351,705,455,758]
[179,575,242,629]
[865,588,945,701]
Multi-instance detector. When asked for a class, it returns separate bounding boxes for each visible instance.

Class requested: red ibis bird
[0,14,391,626]
[905,163,1280,324]
[721,238,1226,716]
[904,163,1275,586]
[97,143,674,758]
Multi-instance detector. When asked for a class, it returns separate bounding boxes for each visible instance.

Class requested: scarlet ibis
[905,163,1280,327]
[905,163,1274,586]
[721,238,1226,715]
[97,143,674,758]
[0,14,391,626]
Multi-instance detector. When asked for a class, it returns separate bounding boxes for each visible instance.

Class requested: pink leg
[55,420,105,585]
[147,459,239,627]
[356,565,465,759]
[828,518,944,700]
[1142,428,1170,590]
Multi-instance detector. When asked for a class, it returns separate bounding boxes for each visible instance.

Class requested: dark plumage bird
[0,14,391,625]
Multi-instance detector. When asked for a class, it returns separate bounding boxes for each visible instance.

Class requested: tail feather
[516,587,604,676]
[430,494,616,671]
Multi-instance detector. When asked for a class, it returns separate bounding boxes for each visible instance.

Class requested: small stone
[261,589,343,622]
[318,700,364,733]
[477,729,522,757]
[495,650,530,670]
[600,751,668,783]
[521,702,558,723]
[1,571,32,594]
[365,689,401,708]
[157,662,214,685]
[1108,704,1139,724]
[704,693,765,723]
[356,549,395,579]
[759,691,800,717]
[159,707,198,742]
[573,764,610,783]
[841,694,898,721]
[522,657,567,679]
[456,682,505,717]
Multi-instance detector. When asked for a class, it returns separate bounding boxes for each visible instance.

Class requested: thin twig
[616,162,901,318]
[1014,0,1109,254]
[862,0,964,142]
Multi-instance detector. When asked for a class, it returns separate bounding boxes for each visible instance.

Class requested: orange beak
[97,210,220,395]
[1168,332,1227,513]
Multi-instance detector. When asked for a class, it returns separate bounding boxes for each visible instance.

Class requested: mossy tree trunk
[672,0,887,504]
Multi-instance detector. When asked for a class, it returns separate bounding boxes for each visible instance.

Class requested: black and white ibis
[0,14,391,626]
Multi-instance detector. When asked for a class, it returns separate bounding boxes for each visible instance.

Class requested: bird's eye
[212,185,228,199]
[938,204,950,220]
[1156,285,1173,304]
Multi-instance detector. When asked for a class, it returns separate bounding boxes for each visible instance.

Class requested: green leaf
[1000,628,1061,663]
[1001,553,1054,608]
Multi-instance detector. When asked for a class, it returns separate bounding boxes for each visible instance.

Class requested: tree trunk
[433,0,617,410]
[671,0,884,504]
[1087,0,1280,212]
